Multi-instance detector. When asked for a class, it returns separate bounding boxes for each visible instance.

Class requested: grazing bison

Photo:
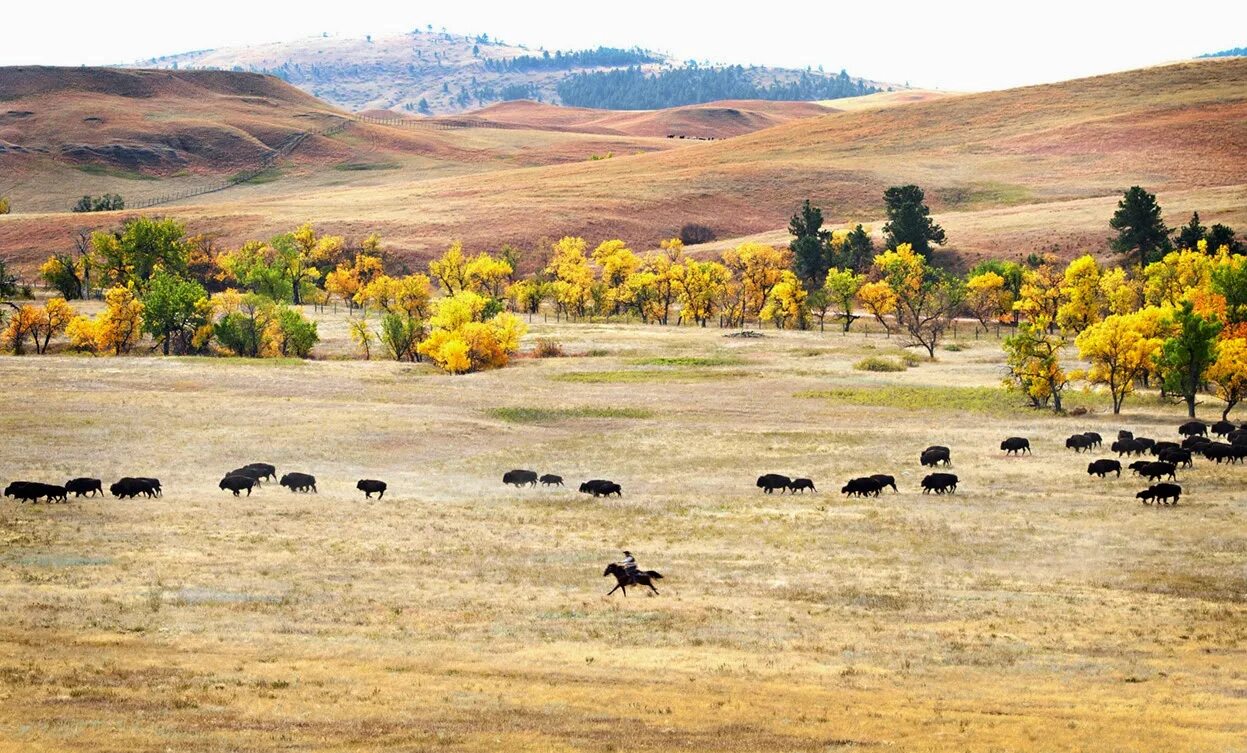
[841,477,883,498]
[219,475,256,497]
[503,469,538,487]
[1159,448,1193,468]
[921,447,951,467]
[1066,434,1093,452]
[1082,432,1103,448]
[580,480,622,497]
[1118,430,1134,440]
[357,479,387,499]
[539,474,564,487]
[110,478,151,499]
[1202,442,1239,464]
[756,474,791,494]
[279,473,317,493]
[243,463,277,482]
[1000,437,1031,455]
[1182,435,1212,450]
[921,473,958,494]
[1178,420,1208,438]
[1211,420,1235,437]
[1139,462,1177,482]
[1137,483,1181,505]
[788,478,816,493]
[65,477,103,497]
[1150,441,1179,456]
[4,482,66,503]
[229,467,266,486]
[871,474,898,492]
[1087,459,1121,478]
[1111,439,1148,457]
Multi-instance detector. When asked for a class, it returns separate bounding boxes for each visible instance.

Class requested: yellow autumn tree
[429,242,472,295]
[1013,258,1065,331]
[417,290,527,373]
[1098,266,1143,316]
[1206,337,1247,420]
[591,240,640,315]
[66,286,145,355]
[545,236,596,319]
[638,240,684,325]
[1143,248,1214,307]
[1056,255,1106,334]
[1,305,43,355]
[821,268,864,333]
[324,252,384,310]
[964,271,1011,334]
[857,280,898,334]
[465,252,514,298]
[721,242,790,324]
[1074,308,1173,414]
[670,259,729,327]
[760,271,808,329]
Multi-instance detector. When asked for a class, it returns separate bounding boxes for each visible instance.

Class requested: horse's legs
[648,583,659,594]
[607,584,620,595]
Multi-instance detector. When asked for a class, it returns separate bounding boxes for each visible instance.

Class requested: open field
[2,318,1245,751]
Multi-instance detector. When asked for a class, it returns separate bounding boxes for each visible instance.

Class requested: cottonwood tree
[545,237,595,320]
[1003,323,1071,412]
[91,217,188,289]
[1157,301,1221,418]
[874,244,962,356]
[671,260,729,327]
[1074,310,1172,414]
[141,271,209,355]
[857,280,897,335]
[1055,255,1106,334]
[429,242,472,295]
[1206,337,1247,420]
[822,268,863,333]
[964,271,1011,335]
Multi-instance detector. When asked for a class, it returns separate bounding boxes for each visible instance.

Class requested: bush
[943,343,967,352]
[71,193,125,213]
[379,312,424,362]
[679,223,716,246]
[274,308,318,358]
[533,337,564,358]
[214,311,265,357]
[853,356,908,372]
[0,196,10,215]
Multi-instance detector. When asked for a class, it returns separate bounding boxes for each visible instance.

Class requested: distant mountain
[1199,46,1246,59]
[130,29,888,115]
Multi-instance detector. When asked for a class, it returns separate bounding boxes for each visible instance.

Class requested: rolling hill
[131,29,886,115]
[2,58,1245,273]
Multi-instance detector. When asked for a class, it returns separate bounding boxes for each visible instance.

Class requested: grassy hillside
[1,319,1244,751]
[2,58,1244,270]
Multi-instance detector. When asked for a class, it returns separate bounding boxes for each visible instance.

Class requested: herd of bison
[4,419,1244,507]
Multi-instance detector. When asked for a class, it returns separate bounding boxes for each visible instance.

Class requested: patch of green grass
[231,167,282,185]
[796,385,1026,414]
[629,356,744,367]
[555,369,749,383]
[853,356,908,372]
[936,181,1032,208]
[73,164,157,181]
[487,406,654,423]
[943,343,968,352]
[333,161,401,172]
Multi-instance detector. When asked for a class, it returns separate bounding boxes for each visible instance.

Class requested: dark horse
[603,563,663,596]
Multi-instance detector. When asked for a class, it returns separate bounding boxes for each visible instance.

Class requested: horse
[603,562,663,596]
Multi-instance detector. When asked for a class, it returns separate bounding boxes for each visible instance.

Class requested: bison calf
[279,473,317,493]
[539,474,564,487]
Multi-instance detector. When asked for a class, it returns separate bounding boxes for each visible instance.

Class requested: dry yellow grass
[1,316,1244,751]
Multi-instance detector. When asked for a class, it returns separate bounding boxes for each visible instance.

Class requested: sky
[2,0,1245,91]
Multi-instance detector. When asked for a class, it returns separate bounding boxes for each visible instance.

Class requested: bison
[1178,420,1208,438]
[1087,459,1121,478]
[579,479,622,497]
[539,474,564,487]
[219,475,255,497]
[4,482,66,503]
[1000,437,1031,455]
[357,479,387,499]
[1066,434,1093,452]
[110,477,159,499]
[1159,448,1193,468]
[756,474,791,494]
[1137,483,1181,505]
[1082,432,1103,448]
[921,473,958,494]
[279,473,317,493]
[1111,439,1147,457]
[1182,435,1212,450]
[1211,420,1235,437]
[228,467,266,486]
[243,463,277,482]
[65,477,103,497]
[871,474,898,492]
[1137,461,1177,482]
[921,447,951,467]
[788,478,816,493]
[841,477,883,497]
[503,469,538,487]
[1150,441,1180,456]
[1118,430,1134,440]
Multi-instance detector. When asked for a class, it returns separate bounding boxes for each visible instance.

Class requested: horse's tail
[643,570,663,579]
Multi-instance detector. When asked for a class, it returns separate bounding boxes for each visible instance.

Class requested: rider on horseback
[617,551,639,581]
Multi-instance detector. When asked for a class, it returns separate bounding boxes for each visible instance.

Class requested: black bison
[219,475,255,497]
[1150,441,1180,456]
[65,477,103,497]
[357,479,387,498]
[229,467,266,486]
[841,477,883,497]
[871,474,898,492]
[756,474,791,494]
[136,478,162,497]
[788,478,816,493]
[1082,432,1103,448]
[1118,430,1134,440]
[279,473,317,493]
[1159,448,1193,468]
[1178,420,1208,438]
[1087,459,1121,478]
[1066,434,1093,452]
[1182,435,1212,450]
[1000,437,1031,455]
[1211,420,1235,437]
[921,473,958,494]
[920,447,951,467]
[1133,437,1156,452]
[1202,442,1244,464]
[1137,462,1177,482]
[4,481,67,503]
[539,474,564,487]
[1111,439,1148,457]
[110,477,159,499]
[579,479,622,497]
[503,469,538,487]
[1137,483,1181,505]
[243,463,277,481]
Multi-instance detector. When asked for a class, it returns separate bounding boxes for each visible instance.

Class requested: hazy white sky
[3,1,1244,90]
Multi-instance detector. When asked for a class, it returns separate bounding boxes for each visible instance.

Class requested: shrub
[679,223,716,246]
[273,308,318,358]
[72,193,125,213]
[534,337,564,358]
[379,313,424,362]
[853,356,908,372]
[943,343,967,352]
[0,196,10,215]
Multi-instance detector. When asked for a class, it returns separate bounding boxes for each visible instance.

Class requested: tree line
[484,47,660,73]
[555,66,879,110]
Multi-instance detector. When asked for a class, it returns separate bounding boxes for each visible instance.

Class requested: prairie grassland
[1,318,1245,752]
